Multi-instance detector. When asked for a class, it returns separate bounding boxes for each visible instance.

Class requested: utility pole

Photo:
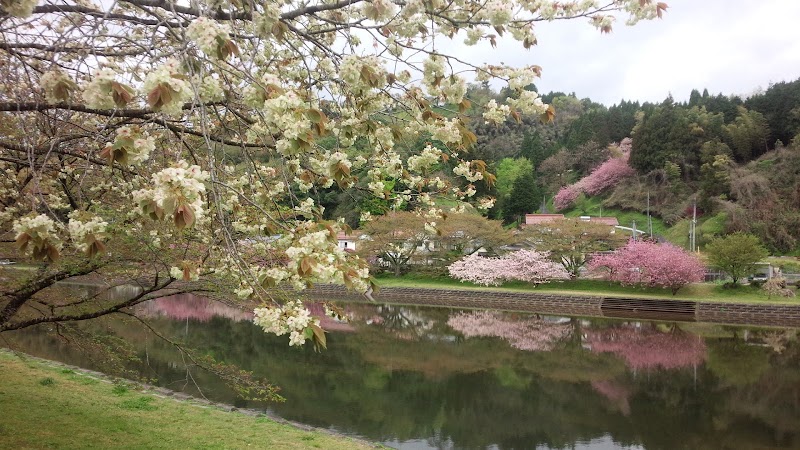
[632,220,637,242]
[647,191,653,237]
[689,199,697,252]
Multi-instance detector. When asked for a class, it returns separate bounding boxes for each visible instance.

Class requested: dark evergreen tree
[630,98,693,175]
[503,170,541,224]
[689,89,703,107]
[519,131,551,168]
[606,100,640,143]
[745,79,800,147]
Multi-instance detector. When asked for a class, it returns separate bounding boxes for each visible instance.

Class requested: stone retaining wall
[698,302,800,327]
[301,284,800,327]
[305,284,603,317]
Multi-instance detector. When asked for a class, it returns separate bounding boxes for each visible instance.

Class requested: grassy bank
[0,351,375,450]
[375,274,800,305]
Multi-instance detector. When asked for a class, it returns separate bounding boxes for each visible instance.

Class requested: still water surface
[5,290,800,450]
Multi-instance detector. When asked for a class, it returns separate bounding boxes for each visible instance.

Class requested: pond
[4,289,800,450]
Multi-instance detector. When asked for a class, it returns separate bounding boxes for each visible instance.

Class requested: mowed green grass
[375,274,800,305]
[0,351,375,450]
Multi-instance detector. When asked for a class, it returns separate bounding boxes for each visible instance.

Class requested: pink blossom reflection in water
[586,326,707,371]
[136,294,254,322]
[136,294,354,332]
[447,310,571,351]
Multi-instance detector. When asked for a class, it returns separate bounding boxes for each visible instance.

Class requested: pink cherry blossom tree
[554,184,584,211]
[589,240,706,294]
[583,155,637,195]
[553,138,636,210]
[448,250,570,286]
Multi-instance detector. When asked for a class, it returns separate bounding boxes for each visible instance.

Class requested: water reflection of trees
[5,301,800,449]
[447,311,571,351]
[135,294,253,323]
[586,324,707,371]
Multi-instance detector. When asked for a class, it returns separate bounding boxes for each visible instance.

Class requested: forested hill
[477,78,800,253]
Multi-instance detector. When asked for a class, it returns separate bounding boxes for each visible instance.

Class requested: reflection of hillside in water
[591,379,632,416]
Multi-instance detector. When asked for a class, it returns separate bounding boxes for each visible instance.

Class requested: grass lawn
[0,351,375,450]
[375,273,800,305]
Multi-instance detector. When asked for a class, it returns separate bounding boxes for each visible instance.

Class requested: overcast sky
[446,0,800,106]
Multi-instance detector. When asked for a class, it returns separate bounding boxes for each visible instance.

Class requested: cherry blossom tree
[554,184,584,211]
[553,138,636,210]
[448,249,569,286]
[0,0,668,347]
[521,217,627,278]
[588,240,705,294]
[357,210,429,276]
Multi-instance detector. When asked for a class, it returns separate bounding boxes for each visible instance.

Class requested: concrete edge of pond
[0,348,387,449]
[291,284,800,329]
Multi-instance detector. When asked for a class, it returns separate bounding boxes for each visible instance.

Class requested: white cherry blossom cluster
[591,14,616,32]
[1,0,38,18]
[453,161,484,182]
[67,215,107,254]
[506,67,538,91]
[509,24,537,44]
[294,198,319,218]
[253,300,320,347]
[111,126,155,165]
[483,99,511,124]
[482,0,513,26]
[338,55,387,95]
[407,144,442,173]
[507,90,548,115]
[169,264,200,281]
[133,161,209,225]
[370,126,395,151]
[362,0,398,21]
[186,17,233,58]
[421,54,446,98]
[141,59,193,114]
[13,214,63,255]
[464,27,484,45]
[622,0,666,25]
[430,118,463,144]
[40,69,73,103]
[252,2,281,37]
[195,75,224,103]
[424,222,438,234]
[370,150,403,179]
[242,72,282,107]
[477,197,496,210]
[81,68,123,109]
[280,226,371,291]
[262,91,310,142]
[438,76,467,104]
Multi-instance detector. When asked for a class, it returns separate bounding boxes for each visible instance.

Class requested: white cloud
[443,0,800,105]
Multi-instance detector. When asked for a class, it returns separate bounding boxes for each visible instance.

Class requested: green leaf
[305,108,326,124]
